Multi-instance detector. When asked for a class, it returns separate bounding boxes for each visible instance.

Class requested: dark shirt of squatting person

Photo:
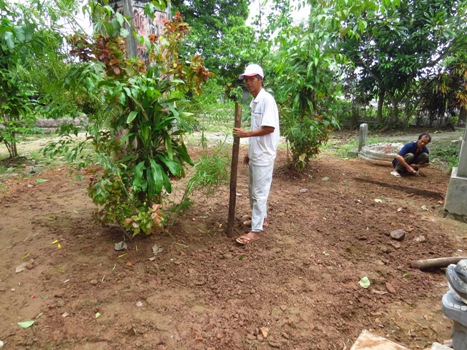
[392,141,429,168]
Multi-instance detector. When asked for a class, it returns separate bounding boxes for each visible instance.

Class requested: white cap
[238,64,264,79]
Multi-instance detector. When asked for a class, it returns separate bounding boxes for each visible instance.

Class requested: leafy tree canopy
[0,0,81,158]
[329,0,467,124]
[171,0,255,86]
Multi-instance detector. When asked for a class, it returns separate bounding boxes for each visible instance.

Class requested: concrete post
[442,260,467,349]
[444,126,467,222]
[457,127,467,177]
[358,123,368,152]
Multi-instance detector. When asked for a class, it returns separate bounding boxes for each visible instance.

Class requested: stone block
[444,167,467,223]
[430,342,452,350]
[350,329,409,350]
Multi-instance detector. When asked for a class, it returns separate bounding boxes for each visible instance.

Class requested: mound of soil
[0,149,466,350]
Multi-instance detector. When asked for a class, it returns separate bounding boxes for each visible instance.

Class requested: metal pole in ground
[227,102,242,237]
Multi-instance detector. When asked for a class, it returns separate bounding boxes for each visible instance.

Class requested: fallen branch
[411,257,467,271]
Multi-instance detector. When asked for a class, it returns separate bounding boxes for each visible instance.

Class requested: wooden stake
[226,102,242,237]
[411,257,467,271]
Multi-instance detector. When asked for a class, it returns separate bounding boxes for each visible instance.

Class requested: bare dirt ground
[1,131,466,350]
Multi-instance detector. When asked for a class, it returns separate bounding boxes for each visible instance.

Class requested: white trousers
[249,162,274,232]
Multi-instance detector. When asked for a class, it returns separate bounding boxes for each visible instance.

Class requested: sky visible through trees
[247,0,310,26]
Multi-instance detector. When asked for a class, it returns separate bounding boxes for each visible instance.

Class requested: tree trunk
[4,133,19,159]
[402,96,420,128]
[384,90,400,127]
[458,105,467,127]
[391,101,399,126]
[122,0,138,58]
[351,103,360,128]
[377,88,385,123]
[12,140,18,158]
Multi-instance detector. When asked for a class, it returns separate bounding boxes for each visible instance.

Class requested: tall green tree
[418,57,467,127]
[0,0,81,158]
[171,0,255,86]
[330,0,467,126]
[267,2,340,169]
[0,11,34,158]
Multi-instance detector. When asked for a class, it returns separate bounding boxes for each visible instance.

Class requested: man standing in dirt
[233,64,280,245]
[391,133,431,177]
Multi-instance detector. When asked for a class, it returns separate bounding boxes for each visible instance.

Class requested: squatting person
[391,133,431,177]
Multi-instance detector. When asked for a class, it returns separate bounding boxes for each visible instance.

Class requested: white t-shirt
[248,88,280,166]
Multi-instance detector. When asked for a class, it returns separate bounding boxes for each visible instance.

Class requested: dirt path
[1,142,466,349]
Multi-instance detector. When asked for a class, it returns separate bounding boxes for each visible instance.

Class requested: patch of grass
[186,146,231,196]
[321,136,387,158]
[329,139,359,158]
[0,133,96,182]
[166,143,231,223]
[430,141,461,173]
[24,131,60,141]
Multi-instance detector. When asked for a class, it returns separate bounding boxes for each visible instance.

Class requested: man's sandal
[236,232,260,245]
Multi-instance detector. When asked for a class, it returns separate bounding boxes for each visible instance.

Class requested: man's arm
[395,154,416,173]
[411,162,429,170]
[233,126,275,138]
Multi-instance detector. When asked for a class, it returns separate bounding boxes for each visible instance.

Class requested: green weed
[430,141,461,173]
[166,143,231,223]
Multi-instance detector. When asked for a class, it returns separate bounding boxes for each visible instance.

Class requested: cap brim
[238,73,259,79]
